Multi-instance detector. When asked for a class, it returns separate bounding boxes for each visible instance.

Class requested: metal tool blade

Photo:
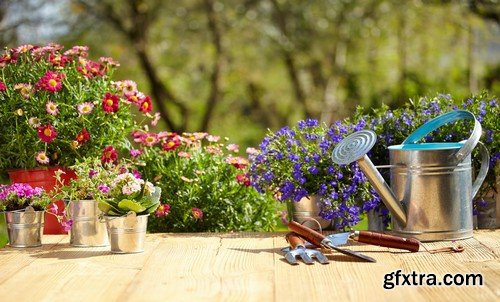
[326,232,351,246]
[324,240,376,262]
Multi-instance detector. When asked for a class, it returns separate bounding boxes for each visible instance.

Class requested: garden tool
[331,110,490,241]
[288,220,376,262]
[325,230,420,252]
[283,232,329,265]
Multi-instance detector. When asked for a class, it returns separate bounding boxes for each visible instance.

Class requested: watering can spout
[330,130,408,227]
[357,157,407,227]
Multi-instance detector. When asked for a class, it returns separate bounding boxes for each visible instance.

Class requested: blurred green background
[0,0,498,243]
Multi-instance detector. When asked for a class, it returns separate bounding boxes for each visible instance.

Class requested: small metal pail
[388,111,489,241]
[67,200,109,247]
[290,196,335,230]
[5,210,44,247]
[104,213,149,253]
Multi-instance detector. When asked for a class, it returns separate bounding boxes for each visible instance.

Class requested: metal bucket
[67,200,109,247]
[290,196,335,230]
[387,111,489,241]
[104,213,148,253]
[5,210,44,247]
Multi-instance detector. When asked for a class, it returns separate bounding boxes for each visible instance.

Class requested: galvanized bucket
[5,209,44,247]
[289,196,335,230]
[104,213,148,253]
[67,200,109,247]
[388,110,489,241]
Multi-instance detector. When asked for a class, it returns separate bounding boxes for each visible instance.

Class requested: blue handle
[402,110,482,163]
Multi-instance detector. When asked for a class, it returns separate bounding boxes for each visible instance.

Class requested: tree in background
[1,0,498,150]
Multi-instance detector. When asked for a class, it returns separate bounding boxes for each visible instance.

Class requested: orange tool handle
[287,221,325,247]
[285,232,306,249]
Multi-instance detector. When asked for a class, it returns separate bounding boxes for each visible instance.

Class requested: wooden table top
[0,230,498,302]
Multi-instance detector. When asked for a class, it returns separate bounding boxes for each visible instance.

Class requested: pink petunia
[130,149,142,158]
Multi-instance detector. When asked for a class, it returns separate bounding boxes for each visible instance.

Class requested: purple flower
[88,170,98,178]
[61,219,73,232]
[130,149,142,157]
[98,184,110,194]
[132,170,142,179]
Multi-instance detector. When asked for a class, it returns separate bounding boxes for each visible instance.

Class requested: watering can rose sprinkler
[332,110,489,242]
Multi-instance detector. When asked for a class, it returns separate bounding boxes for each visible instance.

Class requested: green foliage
[0,44,154,170]
[129,131,279,232]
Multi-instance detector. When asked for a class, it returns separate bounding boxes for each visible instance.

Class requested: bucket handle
[472,142,490,199]
[402,110,481,164]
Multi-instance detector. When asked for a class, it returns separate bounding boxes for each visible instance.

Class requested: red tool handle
[285,232,306,249]
[288,221,325,247]
[357,231,420,252]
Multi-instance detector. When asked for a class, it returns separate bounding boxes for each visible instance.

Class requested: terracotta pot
[8,167,76,234]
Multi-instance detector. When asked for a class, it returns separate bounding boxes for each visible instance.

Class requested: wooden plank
[0,230,498,302]
[122,233,276,301]
[0,235,67,285]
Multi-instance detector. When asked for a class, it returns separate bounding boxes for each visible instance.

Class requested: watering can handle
[402,110,482,163]
[472,142,490,199]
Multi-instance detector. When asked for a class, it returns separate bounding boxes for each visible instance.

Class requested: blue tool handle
[402,110,482,163]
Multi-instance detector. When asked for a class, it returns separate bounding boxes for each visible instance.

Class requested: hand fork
[283,232,329,265]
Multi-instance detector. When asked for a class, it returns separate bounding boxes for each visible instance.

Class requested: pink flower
[77,102,94,115]
[115,80,137,96]
[139,96,153,113]
[155,203,171,218]
[162,136,181,151]
[132,170,142,179]
[207,135,220,142]
[226,144,239,153]
[178,151,191,158]
[0,81,6,91]
[98,184,110,194]
[45,101,59,115]
[35,151,50,165]
[76,129,90,146]
[141,132,159,147]
[101,145,118,165]
[35,71,64,92]
[130,149,142,157]
[48,203,59,215]
[236,173,251,186]
[102,92,120,113]
[61,219,73,232]
[37,124,58,143]
[192,208,203,220]
[151,112,161,126]
[246,147,259,155]
[28,117,41,128]
[226,156,249,169]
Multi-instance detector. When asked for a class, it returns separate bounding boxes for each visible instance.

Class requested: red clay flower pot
[8,167,77,234]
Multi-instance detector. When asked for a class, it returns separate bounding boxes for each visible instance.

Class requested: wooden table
[0,230,499,301]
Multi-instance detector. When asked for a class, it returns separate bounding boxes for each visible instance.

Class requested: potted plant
[98,172,161,253]
[53,157,121,247]
[0,183,51,247]
[127,131,279,232]
[0,43,157,233]
[248,119,375,231]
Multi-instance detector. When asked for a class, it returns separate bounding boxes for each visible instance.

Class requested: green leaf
[118,199,146,213]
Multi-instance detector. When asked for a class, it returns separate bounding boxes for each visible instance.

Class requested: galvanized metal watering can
[332,110,490,241]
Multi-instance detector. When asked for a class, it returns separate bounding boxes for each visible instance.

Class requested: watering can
[332,110,490,241]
